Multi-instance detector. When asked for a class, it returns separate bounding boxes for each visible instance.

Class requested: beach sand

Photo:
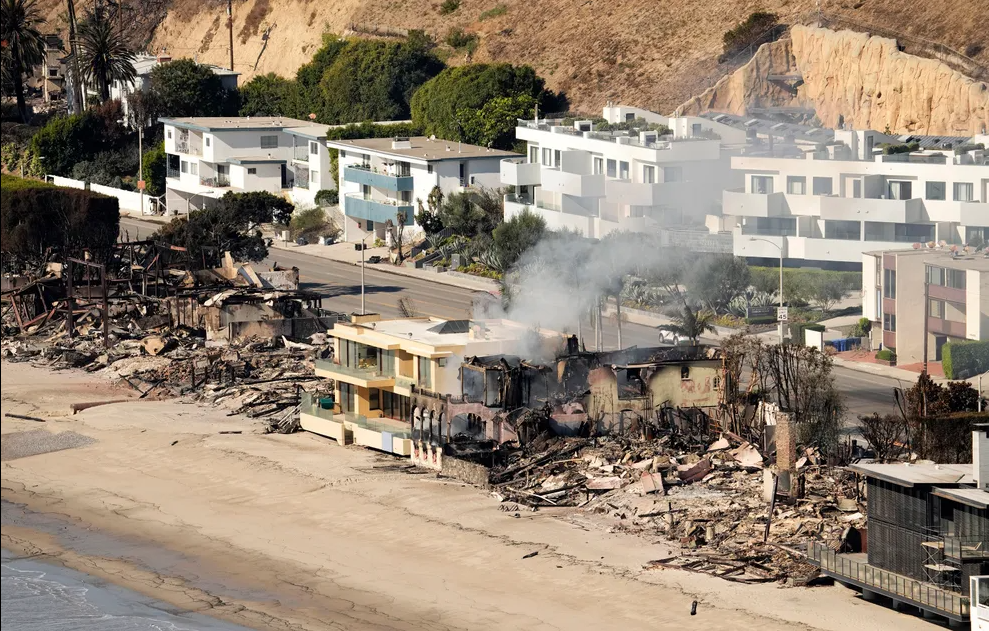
[1,362,931,630]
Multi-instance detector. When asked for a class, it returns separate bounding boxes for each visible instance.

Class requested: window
[167,129,172,140]
[180,160,189,174]
[189,163,198,176]
[928,266,966,290]
[368,388,380,410]
[417,356,432,388]
[310,170,318,185]
[625,113,635,122]
[929,299,944,319]
[692,123,702,135]
[751,175,773,194]
[812,177,833,196]
[851,180,862,198]
[459,162,467,187]
[427,164,433,174]
[619,161,630,180]
[396,161,411,177]
[437,357,447,368]
[542,147,552,165]
[883,268,896,299]
[216,164,228,176]
[48,68,59,77]
[712,376,721,390]
[887,180,912,200]
[529,145,539,163]
[606,159,617,178]
[309,141,318,155]
[340,150,346,158]
[663,166,682,182]
[205,137,211,147]
[786,176,806,195]
[247,167,257,175]
[553,150,561,166]
[824,220,859,240]
[642,165,655,184]
[365,220,374,231]
[680,366,690,380]
[593,156,604,175]
[926,181,946,200]
[883,313,897,332]
[260,135,278,149]
[338,382,355,413]
[953,182,974,202]
[400,190,412,203]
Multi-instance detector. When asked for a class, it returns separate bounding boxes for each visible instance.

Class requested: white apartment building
[115,53,238,123]
[161,116,334,213]
[726,129,989,269]
[501,112,738,239]
[328,136,516,241]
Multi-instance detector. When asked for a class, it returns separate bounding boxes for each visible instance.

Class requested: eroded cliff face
[681,25,989,136]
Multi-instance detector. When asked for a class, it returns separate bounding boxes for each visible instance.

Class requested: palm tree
[657,302,716,345]
[77,8,135,103]
[1,0,47,123]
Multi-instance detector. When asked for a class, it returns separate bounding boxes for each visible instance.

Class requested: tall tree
[1,0,46,123]
[657,302,716,345]
[77,7,136,103]
[150,59,234,118]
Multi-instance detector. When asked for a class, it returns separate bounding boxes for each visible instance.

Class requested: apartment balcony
[293,144,309,163]
[807,542,970,622]
[723,189,785,217]
[295,168,310,189]
[606,179,693,206]
[928,283,966,303]
[314,359,395,388]
[343,165,414,191]
[928,317,968,338]
[820,196,924,223]
[200,175,230,188]
[500,158,541,187]
[957,201,989,225]
[541,168,605,197]
[299,392,412,456]
[343,194,413,224]
[174,140,201,156]
[166,166,181,179]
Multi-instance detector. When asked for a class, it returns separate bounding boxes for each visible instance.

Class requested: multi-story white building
[161,116,334,213]
[726,129,989,269]
[501,112,738,239]
[327,136,516,241]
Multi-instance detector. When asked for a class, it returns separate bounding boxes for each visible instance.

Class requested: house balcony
[293,144,310,162]
[606,179,693,207]
[343,165,414,191]
[299,392,411,456]
[343,193,413,224]
[314,359,395,388]
[807,542,970,622]
[200,175,230,188]
[500,158,541,187]
[541,168,605,197]
[927,317,968,338]
[819,196,924,223]
[175,140,201,156]
[295,168,310,189]
[957,201,989,225]
[723,189,785,217]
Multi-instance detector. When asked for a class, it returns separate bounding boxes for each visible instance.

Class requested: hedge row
[942,340,989,380]
[1,175,120,259]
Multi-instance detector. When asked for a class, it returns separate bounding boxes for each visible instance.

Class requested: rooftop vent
[392,137,412,150]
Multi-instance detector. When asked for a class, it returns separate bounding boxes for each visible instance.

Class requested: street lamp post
[356,233,373,315]
[750,237,785,344]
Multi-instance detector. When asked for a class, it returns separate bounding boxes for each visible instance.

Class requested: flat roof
[326,136,519,162]
[228,156,286,164]
[931,486,989,509]
[160,116,326,134]
[849,462,974,486]
[863,248,989,272]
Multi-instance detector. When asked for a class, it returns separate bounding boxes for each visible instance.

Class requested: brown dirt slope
[31,0,989,120]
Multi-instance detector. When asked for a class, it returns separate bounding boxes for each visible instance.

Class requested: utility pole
[227,0,235,72]
[923,264,929,374]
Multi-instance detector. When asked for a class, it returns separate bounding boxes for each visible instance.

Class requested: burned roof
[598,345,723,367]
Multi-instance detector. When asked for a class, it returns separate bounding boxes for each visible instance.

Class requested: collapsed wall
[680,25,989,137]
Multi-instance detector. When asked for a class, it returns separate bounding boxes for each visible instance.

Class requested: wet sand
[1,362,932,630]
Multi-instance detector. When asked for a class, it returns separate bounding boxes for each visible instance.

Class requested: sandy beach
[1,361,929,630]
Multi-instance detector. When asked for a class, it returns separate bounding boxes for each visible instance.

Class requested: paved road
[119,216,901,416]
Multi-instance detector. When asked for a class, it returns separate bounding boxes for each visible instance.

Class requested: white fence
[47,175,162,215]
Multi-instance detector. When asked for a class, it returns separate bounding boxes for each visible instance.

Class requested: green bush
[150,59,238,118]
[239,73,296,116]
[30,113,104,176]
[314,189,339,206]
[141,143,167,196]
[879,142,921,155]
[745,315,778,326]
[875,349,897,362]
[850,317,872,338]
[942,340,989,379]
[479,4,508,20]
[793,322,825,345]
[439,0,460,14]
[290,206,339,242]
[1,175,120,261]
[445,27,478,51]
[722,12,779,58]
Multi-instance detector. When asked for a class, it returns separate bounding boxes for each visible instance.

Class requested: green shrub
[875,349,897,362]
[30,113,104,176]
[445,27,478,52]
[479,4,508,20]
[141,143,167,196]
[793,322,826,344]
[1,175,120,261]
[290,206,339,242]
[722,12,780,58]
[314,189,339,206]
[879,142,921,155]
[942,340,989,379]
[439,0,460,14]
[745,315,778,326]
[851,317,872,338]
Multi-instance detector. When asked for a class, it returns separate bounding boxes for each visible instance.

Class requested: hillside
[33,0,989,127]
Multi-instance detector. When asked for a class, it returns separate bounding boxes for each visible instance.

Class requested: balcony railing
[175,141,201,156]
[300,392,413,439]
[343,165,414,191]
[343,193,413,223]
[200,175,230,188]
[808,542,969,619]
[293,144,310,162]
[166,166,180,179]
[295,168,310,189]
[944,537,988,561]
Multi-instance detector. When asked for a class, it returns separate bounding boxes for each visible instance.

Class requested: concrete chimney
[974,423,988,490]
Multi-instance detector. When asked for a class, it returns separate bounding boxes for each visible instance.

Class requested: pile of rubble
[490,431,863,584]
